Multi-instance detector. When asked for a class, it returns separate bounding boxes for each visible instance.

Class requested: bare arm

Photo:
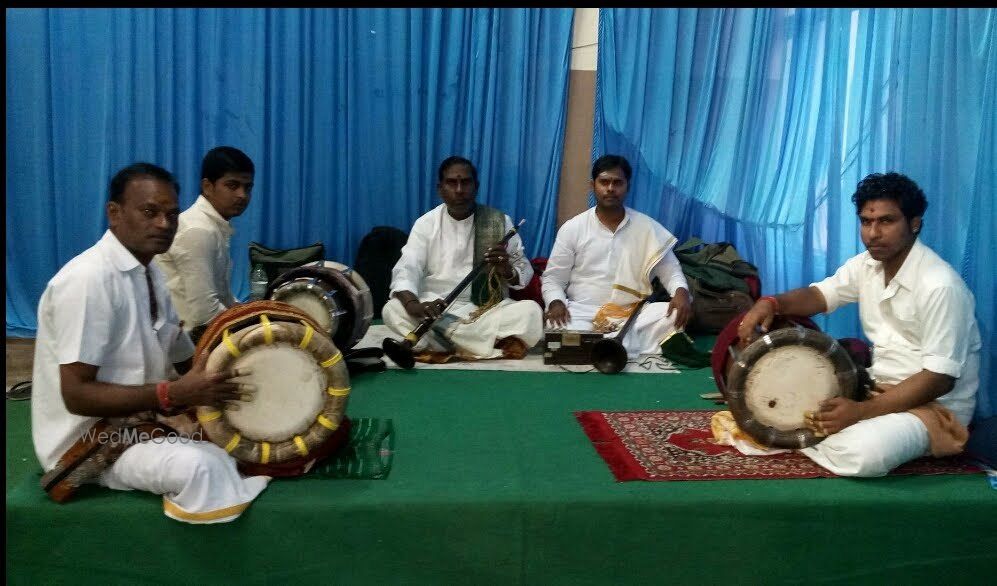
[60,353,249,417]
[737,286,828,345]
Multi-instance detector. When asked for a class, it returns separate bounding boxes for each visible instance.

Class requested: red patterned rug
[575,409,983,481]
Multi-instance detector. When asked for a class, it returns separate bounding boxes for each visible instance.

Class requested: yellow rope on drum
[260,314,273,344]
[299,321,314,349]
[293,436,309,456]
[198,410,222,423]
[317,414,338,430]
[321,352,342,368]
[224,433,241,453]
[260,442,270,464]
[222,329,241,357]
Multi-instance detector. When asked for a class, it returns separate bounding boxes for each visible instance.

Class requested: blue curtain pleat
[595,8,995,419]
[6,7,573,338]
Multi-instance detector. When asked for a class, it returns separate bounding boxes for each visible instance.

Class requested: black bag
[353,226,408,319]
[674,238,760,334]
[248,241,325,285]
[685,277,754,334]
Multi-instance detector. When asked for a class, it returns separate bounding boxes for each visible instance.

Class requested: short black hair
[437,156,478,184]
[201,146,255,183]
[108,162,179,204]
[851,172,928,222]
[591,155,632,182]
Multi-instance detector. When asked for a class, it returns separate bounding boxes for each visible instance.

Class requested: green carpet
[7,358,997,584]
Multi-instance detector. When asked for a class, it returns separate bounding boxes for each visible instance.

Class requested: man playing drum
[156,146,254,343]
[541,155,692,354]
[383,156,543,360]
[738,172,981,476]
[31,163,268,523]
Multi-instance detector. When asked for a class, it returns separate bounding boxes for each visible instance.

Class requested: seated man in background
[156,146,254,343]
[542,154,691,355]
[32,162,267,523]
[738,172,980,477]
[383,156,543,360]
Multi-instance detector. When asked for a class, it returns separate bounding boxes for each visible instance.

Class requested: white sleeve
[50,270,116,367]
[168,228,230,326]
[541,223,575,307]
[652,250,689,298]
[919,285,975,378]
[390,217,429,297]
[811,255,863,313]
[504,215,532,289]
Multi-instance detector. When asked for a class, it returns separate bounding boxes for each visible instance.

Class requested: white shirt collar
[194,195,234,235]
[861,238,925,291]
[588,206,632,232]
[100,230,142,272]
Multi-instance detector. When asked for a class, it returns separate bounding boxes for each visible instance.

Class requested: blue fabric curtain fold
[6,7,573,336]
[595,8,995,419]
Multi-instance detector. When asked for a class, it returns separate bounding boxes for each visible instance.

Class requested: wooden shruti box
[543,330,605,365]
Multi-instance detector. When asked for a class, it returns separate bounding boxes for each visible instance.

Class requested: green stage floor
[7,363,996,584]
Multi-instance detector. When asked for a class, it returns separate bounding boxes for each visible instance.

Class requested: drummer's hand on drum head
[813,396,863,435]
[736,300,777,347]
[168,351,256,409]
[544,300,570,328]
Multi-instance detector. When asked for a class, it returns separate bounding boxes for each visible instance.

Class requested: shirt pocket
[887,296,920,347]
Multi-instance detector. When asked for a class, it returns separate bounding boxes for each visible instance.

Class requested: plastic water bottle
[249,263,268,301]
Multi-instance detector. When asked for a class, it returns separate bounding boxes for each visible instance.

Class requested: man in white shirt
[156,146,254,342]
[738,172,981,476]
[542,155,692,356]
[383,156,543,360]
[32,162,268,523]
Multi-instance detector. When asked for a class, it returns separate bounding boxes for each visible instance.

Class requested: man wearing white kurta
[156,146,254,341]
[738,172,980,477]
[32,163,268,523]
[542,155,692,356]
[383,156,543,359]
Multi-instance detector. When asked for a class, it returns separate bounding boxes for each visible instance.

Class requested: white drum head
[743,345,838,431]
[281,290,333,333]
[226,343,326,442]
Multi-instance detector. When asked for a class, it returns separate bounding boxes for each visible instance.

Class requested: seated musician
[156,146,254,343]
[738,172,981,476]
[382,156,543,360]
[31,163,267,523]
[541,155,692,354]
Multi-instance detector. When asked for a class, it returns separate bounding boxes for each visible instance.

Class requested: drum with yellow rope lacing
[192,300,352,477]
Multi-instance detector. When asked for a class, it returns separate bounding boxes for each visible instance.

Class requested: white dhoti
[382,297,543,359]
[560,300,678,356]
[99,440,270,524]
[799,412,930,477]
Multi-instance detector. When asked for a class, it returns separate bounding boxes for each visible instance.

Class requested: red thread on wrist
[156,381,172,411]
[759,295,780,314]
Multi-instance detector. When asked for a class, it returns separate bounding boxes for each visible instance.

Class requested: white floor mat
[352,324,682,374]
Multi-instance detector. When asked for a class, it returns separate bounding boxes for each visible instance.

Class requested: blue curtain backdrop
[595,8,996,419]
[5,7,573,336]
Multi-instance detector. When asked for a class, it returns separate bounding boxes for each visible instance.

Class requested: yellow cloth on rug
[709,411,790,455]
[591,221,675,333]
